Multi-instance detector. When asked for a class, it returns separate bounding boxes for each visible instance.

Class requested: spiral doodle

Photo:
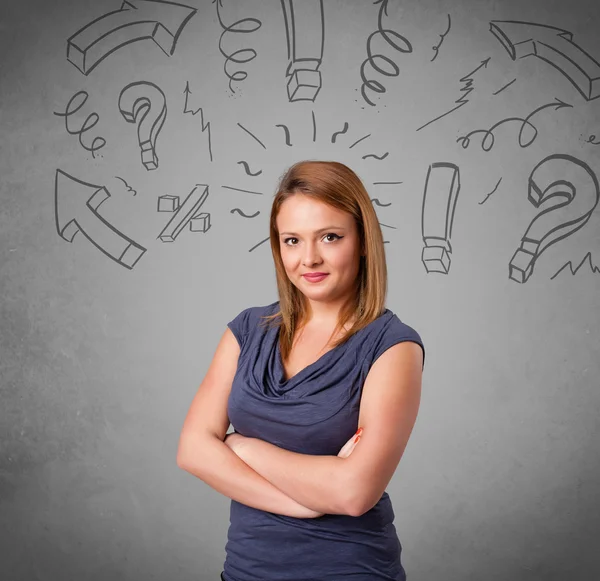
[360,0,413,107]
[214,0,262,93]
[53,90,106,157]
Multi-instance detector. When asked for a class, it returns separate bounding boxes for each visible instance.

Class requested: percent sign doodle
[421,162,461,274]
[509,154,599,283]
[118,81,167,171]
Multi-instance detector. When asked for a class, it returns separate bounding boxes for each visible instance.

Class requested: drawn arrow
[67,0,197,75]
[490,20,600,101]
[55,169,147,269]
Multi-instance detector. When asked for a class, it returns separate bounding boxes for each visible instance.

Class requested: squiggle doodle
[183,82,213,162]
[276,124,292,146]
[237,161,262,176]
[331,122,349,143]
[371,198,392,207]
[53,90,106,157]
[551,252,600,279]
[430,14,451,62]
[115,176,137,196]
[214,0,262,93]
[586,135,600,145]
[360,0,413,107]
[231,208,260,218]
[362,151,389,161]
[457,98,572,151]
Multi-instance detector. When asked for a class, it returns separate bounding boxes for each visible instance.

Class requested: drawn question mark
[118,81,167,171]
[509,154,599,283]
[421,162,461,274]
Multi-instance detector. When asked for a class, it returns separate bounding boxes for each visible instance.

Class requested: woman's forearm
[177,434,324,518]
[231,437,352,515]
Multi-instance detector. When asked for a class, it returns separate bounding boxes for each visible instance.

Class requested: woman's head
[264,160,388,355]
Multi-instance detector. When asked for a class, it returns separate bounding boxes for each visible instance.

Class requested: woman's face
[276,194,363,307]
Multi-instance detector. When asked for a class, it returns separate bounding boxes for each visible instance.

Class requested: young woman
[177,160,425,581]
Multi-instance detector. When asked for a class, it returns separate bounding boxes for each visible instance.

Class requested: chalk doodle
[456,97,572,151]
[158,195,179,212]
[280,0,325,102]
[183,82,213,162]
[158,185,210,242]
[231,208,260,218]
[416,57,490,132]
[430,14,451,62]
[371,198,392,207]
[221,186,264,196]
[237,161,262,176]
[331,122,349,143]
[360,0,413,107]
[492,78,516,96]
[490,20,600,101]
[551,252,600,279]
[362,151,389,161]
[214,0,262,93]
[238,123,267,149]
[276,124,293,146]
[53,91,106,158]
[54,169,146,269]
[421,162,461,274]
[373,180,402,185]
[480,177,502,205]
[311,110,317,141]
[349,134,372,148]
[114,176,137,196]
[509,154,599,283]
[67,0,196,75]
[249,237,270,253]
[586,135,600,146]
[118,81,167,171]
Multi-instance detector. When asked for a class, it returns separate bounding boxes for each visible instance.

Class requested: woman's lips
[303,273,329,282]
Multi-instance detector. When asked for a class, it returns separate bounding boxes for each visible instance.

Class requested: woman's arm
[224,430,363,516]
[178,433,324,519]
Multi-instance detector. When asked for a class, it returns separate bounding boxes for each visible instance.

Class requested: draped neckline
[273,309,391,385]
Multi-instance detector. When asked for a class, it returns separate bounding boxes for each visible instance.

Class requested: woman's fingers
[337,428,363,458]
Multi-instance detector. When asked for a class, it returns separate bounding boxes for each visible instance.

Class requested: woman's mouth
[302,273,329,283]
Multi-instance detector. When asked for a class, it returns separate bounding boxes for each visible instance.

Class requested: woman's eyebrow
[280,226,346,236]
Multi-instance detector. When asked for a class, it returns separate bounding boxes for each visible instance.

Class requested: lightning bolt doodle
[417,57,491,131]
[183,82,213,161]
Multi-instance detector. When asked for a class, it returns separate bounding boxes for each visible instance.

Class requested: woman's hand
[337,427,363,459]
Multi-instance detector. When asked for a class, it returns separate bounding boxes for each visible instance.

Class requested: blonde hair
[259,160,389,361]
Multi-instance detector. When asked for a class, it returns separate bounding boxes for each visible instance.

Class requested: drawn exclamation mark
[421,162,461,274]
[280,0,324,102]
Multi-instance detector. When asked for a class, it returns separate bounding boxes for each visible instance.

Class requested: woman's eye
[283,233,342,246]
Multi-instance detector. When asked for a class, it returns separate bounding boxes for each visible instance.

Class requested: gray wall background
[1,0,600,579]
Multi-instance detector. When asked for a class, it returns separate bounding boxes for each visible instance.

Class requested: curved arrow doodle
[118,81,167,171]
[457,98,572,151]
[509,154,600,283]
[490,20,600,101]
[67,0,197,75]
[280,0,325,102]
[54,169,146,269]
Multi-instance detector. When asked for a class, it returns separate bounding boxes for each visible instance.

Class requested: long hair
[260,160,388,361]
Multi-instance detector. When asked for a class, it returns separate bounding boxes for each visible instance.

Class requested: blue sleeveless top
[222,300,425,581]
